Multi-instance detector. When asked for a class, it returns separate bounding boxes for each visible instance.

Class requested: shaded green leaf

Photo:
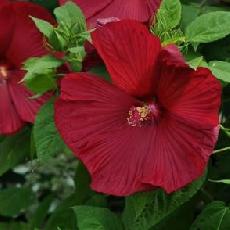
[0,187,35,217]
[29,195,54,229]
[74,206,123,230]
[0,222,28,230]
[45,195,78,230]
[74,162,93,203]
[0,128,31,176]
[123,174,206,230]
[180,4,199,31]
[34,99,66,161]
[190,201,230,230]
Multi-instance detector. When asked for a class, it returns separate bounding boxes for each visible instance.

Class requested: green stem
[200,188,214,203]
[199,0,208,7]
[213,147,230,154]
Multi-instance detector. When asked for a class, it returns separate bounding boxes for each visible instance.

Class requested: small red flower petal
[5,2,55,68]
[0,2,54,134]
[0,3,14,55]
[0,82,24,135]
[8,71,51,123]
[59,0,161,28]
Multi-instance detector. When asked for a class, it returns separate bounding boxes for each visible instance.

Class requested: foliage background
[0,0,230,229]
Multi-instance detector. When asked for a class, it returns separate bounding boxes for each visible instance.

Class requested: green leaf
[33,98,66,161]
[23,55,62,94]
[74,162,93,203]
[26,73,57,94]
[45,195,78,230]
[123,174,206,230]
[209,61,230,83]
[68,46,86,57]
[187,56,205,69]
[29,195,54,229]
[54,2,86,34]
[66,46,87,71]
[0,187,35,217]
[186,11,230,46]
[154,0,182,31]
[152,0,184,45]
[46,163,106,230]
[73,206,123,230]
[190,201,230,230]
[0,128,31,176]
[31,17,54,38]
[24,55,62,73]
[0,222,29,230]
[85,194,107,208]
[180,4,199,31]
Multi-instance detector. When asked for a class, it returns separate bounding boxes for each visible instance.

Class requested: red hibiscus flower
[55,20,221,196]
[0,2,55,135]
[59,0,162,28]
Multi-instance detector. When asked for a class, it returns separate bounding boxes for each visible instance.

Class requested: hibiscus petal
[55,73,219,196]
[55,73,155,196]
[141,113,219,193]
[146,0,162,17]
[0,82,24,135]
[160,44,188,67]
[8,71,51,123]
[0,3,14,55]
[59,0,112,20]
[157,67,221,128]
[5,2,55,68]
[92,20,161,97]
[0,0,9,6]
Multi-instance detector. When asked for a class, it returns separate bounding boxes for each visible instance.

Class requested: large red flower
[59,0,162,28]
[0,2,55,135]
[55,20,221,196]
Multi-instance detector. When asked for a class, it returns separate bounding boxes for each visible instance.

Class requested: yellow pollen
[0,66,8,79]
[127,103,160,127]
[136,106,151,118]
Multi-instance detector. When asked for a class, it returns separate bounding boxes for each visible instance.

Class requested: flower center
[0,65,8,81]
[127,102,160,127]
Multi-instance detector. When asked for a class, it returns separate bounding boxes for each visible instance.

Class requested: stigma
[0,66,8,80]
[127,103,160,127]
